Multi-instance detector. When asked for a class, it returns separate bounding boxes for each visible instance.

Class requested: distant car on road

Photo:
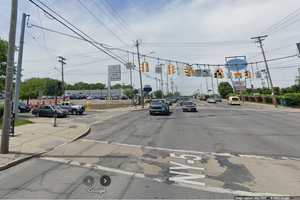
[149,99,170,115]
[207,98,217,103]
[182,101,197,112]
[228,96,241,105]
[32,105,67,118]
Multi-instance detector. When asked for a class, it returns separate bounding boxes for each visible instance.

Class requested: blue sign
[226,58,247,71]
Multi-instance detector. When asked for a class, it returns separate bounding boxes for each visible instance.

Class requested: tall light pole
[1,0,18,154]
[14,13,29,118]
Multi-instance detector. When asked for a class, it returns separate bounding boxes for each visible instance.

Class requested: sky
[1,0,300,95]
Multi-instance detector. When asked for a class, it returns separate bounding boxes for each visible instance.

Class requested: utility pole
[251,35,277,107]
[135,40,144,108]
[14,13,29,118]
[1,0,18,154]
[58,56,66,100]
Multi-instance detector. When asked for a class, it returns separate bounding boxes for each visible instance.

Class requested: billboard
[108,65,121,81]
[225,56,247,71]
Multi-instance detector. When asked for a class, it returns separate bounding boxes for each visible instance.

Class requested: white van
[228,96,241,105]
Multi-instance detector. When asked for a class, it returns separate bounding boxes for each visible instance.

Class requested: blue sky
[1,0,300,94]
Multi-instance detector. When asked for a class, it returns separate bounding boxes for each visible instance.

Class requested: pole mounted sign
[108,64,121,81]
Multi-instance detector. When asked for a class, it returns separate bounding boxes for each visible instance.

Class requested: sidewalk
[0,117,90,170]
[0,105,145,170]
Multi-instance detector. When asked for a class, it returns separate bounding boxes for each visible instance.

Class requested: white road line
[41,157,145,178]
[77,139,300,161]
[41,157,282,196]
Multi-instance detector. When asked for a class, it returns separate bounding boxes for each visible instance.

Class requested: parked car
[60,102,85,115]
[149,99,170,115]
[182,101,197,112]
[32,105,67,118]
[18,102,31,113]
[53,105,69,115]
[228,96,241,105]
[207,98,217,103]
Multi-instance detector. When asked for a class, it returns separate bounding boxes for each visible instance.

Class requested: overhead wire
[27,0,128,65]
[77,0,129,47]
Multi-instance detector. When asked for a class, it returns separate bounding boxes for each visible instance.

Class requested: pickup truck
[59,102,85,115]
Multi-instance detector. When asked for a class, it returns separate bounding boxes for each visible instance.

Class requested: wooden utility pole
[1,0,18,154]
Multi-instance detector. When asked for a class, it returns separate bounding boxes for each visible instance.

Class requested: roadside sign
[232,81,246,91]
[155,66,162,74]
[108,65,121,81]
[201,69,211,77]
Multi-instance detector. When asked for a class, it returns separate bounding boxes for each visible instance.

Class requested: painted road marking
[168,153,205,186]
[79,139,300,161]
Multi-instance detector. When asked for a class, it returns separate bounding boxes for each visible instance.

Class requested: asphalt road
[1,101,300,199]
[87,101,300,158]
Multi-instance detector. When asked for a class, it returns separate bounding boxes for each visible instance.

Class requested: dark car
[18,102,31,113]
[32,105,67,118]
[149,99,170,115]
[182,101,197,112]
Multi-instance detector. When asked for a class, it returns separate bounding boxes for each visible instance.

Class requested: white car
[228,96,241,105]
[207,98,217,103]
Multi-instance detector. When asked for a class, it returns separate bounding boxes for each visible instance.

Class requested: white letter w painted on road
[168,161,205,186]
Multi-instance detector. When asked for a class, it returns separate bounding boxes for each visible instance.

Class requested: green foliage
[281,84,300,94]
[153,90,163,99]
[0,39,8,91]
[20,78,62,100]
[218,82,233,98]
[278,93,300,107]
[65,82,106,90]
[123,88,134,99]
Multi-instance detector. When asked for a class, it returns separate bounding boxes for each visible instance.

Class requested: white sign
[108,65,121,81]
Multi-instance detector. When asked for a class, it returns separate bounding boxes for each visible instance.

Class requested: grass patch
[0,118,33,128]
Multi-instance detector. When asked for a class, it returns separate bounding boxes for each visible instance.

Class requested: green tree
[111,83,122,89]
[123,88,134,99]
[153,90,163,99]
[218,82,234,98]
[0,39,8,91]
[20,78,62,100]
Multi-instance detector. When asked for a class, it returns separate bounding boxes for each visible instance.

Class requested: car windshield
[151,100,163,105]
[183,101,194,106]
[2,1,300,199]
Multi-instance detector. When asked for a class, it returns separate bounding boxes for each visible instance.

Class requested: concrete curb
[0,125,91,171]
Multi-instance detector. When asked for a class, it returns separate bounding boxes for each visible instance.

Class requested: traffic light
[167,64,173,75]
[234,72,242,78]
[244,70,251,78]
[214,72,218,78]
[167,64,176,75]
[171,65,176,75]
[214,69,224,78]
[184,65,193,77]
[140,62,149,72]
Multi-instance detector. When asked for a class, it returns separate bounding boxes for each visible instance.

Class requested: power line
[77,0,129,47]
[95,0,137,39]
[263,7,300,35]
[27,0,128,65]
[28,22,300,67]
